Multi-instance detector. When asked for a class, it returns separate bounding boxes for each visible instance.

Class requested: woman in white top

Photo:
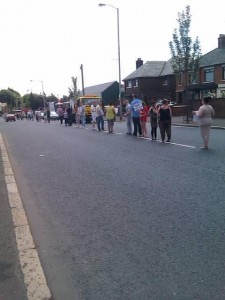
[91,101,97,129]
[193,96,215,150]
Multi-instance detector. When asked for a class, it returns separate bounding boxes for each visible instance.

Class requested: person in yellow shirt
[105,102,116,133]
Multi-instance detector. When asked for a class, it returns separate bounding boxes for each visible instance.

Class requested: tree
[46,94,58,103]
[21,93,44,110]
[68,76,80,104]
[169,5,201,121]
[0,89,19,111]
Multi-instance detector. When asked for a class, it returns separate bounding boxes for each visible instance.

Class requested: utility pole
[80,64,85,96]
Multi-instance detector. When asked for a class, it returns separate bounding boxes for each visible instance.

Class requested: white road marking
[0,134,52,300]
[39,122,196,149]
[166,142,196,148]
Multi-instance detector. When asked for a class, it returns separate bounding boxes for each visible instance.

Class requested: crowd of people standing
[123,94,214,149]
[124,95,172,142]
[17,95,214,150]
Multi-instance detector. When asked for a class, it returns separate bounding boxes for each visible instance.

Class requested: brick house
[176,34,225,104]
[123,35,225,111]
[123,58,176,105]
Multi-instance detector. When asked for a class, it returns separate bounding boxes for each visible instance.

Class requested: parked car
[50,111,59,120]
[41,111,59,120]
[5,113,16,122]
[156,100,176,107]
[168,101,176,106]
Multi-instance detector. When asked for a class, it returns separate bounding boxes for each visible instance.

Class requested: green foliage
[22,93,44,110]
[46,94,58,103]
[68,76,80,102]
[169,5,201,76]
[0,89,18,110]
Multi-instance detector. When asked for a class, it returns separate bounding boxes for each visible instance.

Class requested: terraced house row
[123,34,225,108]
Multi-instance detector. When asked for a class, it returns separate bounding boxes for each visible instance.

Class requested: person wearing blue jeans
[79,103,86,128]
[124,99,132,135]
[96,102,105,131]
[130,95,143,136]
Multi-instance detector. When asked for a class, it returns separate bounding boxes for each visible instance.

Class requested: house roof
[123,60,174,81]
[200,48,225,67]
[84,81,117,96]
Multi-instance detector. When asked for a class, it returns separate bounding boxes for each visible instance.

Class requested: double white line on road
[0,134,51,300]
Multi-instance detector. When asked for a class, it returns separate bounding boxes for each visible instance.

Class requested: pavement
[0,115,224,299]
[171,115,225,130]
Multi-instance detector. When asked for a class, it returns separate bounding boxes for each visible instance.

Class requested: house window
[134,79,138,87]
[222,65,225,80]
[178,73,182,85]
[162,78,168,85]
[127,81,132,88]
[204,67,214,82]
[188,71,198,84]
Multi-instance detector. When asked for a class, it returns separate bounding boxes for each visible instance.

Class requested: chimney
[218,34,225,49]
[136,58,143,69]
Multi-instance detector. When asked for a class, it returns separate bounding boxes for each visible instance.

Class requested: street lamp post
[98,3,122,120]
[30,80,46,108]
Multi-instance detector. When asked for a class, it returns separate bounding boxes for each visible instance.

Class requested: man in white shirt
[91,100,97,130]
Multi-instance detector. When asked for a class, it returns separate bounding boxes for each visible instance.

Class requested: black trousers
[132,117,142,136]
[159,121,171,141]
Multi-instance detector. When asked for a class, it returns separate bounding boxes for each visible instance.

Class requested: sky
[0,0,225,98]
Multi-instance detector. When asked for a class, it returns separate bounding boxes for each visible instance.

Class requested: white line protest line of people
[40,94,215,150]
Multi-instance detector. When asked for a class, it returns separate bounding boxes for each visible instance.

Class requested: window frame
[127,81,132,88]
[222,65,225,81]
[204,67,214,82]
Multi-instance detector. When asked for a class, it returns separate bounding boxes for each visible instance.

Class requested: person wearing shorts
[105,102,116,133]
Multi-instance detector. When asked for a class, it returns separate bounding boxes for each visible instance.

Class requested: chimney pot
[218,34,225,49]
[136,58,143,69]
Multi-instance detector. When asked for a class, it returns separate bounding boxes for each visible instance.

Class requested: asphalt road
[1,118,225,300]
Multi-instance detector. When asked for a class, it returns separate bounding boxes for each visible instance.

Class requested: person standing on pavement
[158,99,172,142]
[91,100,97,130]
[79,102,86,128]
[192,96,215,150]
[140,101,148,137]
[130,94,143,137]
[149,101,158,140]
[105,102,116,133]
[124,99,132,135]
[47,107,51,123]
[57,106,64,125]
[64,106,69,126]
[96,101,105,131]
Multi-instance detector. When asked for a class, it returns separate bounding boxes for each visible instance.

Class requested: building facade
[123,35,225,108]
[176,34,225,104]
[123,58,176,104]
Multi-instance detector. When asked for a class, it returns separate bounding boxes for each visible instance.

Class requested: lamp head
[98,3,106,6]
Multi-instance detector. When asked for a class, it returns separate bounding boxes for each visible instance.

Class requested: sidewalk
[172,116,225,129]
[116,115,225,130]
